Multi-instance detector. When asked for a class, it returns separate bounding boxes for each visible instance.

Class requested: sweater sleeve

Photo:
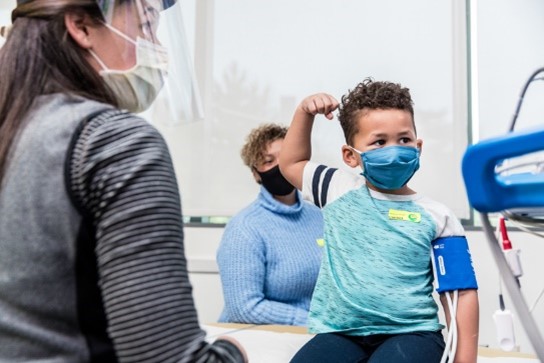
[217,218,309,325]
[69,110,244,363]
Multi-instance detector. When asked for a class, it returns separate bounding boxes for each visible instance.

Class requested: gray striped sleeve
[69,110,244,363]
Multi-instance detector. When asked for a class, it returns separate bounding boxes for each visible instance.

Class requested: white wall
[185,226,544,355]
[185,227,225,323]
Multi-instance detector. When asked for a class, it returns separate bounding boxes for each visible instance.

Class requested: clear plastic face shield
[96,0,202,123]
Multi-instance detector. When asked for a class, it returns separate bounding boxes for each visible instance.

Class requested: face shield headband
[95,0,177,24]
[14,1,176,20]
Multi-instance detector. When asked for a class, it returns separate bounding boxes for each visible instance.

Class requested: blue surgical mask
[354,145,420,190]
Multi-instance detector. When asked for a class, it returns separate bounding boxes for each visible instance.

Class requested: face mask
[89,24,169,113]
[256,165,295,196]
[355,145,420,190]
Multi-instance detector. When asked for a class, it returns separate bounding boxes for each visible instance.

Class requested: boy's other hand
[299,93,339,120]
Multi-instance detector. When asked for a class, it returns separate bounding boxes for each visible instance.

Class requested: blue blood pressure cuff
[431,236,478,293]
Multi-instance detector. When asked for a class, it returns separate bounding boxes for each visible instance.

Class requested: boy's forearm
[284,107,314,162]
[279,106,315,190]
[456,289,479,363]
[441,289,479,363]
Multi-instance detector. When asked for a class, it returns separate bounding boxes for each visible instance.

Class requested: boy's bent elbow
[278,161,305,191]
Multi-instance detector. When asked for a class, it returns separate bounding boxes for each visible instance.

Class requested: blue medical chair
[462,125,544,360]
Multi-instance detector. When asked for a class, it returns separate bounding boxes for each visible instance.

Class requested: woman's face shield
[97,0,202,124]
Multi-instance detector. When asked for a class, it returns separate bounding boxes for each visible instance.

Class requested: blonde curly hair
[241,123,288,169]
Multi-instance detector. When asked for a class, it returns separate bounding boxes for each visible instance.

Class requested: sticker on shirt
[388,209,421,223]
[316,238,325,247]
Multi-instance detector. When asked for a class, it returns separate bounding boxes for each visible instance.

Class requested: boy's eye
[372,140,385,146]
[399,137,411,144]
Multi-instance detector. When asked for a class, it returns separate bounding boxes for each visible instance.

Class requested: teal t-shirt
[302,162,468,336]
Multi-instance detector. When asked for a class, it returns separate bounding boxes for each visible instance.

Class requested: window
[156,0,471,222]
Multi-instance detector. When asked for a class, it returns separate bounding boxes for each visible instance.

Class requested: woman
[217,123,323,326]
[0,1,245,362]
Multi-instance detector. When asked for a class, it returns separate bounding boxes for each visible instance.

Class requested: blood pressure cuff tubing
[431,236,478,293]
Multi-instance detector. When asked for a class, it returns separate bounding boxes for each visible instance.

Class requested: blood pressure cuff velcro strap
[431,236,478,293]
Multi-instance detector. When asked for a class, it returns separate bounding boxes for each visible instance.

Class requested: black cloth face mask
[256,165,295,196]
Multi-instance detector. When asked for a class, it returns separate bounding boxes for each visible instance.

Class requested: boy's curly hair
[241,123,288,169]
[338,78,415,145]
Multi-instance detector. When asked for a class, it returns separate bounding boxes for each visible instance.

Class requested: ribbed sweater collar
[258,186,303,215]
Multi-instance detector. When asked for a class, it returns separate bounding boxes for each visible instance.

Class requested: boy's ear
[342,145,361,168]
[417,138,423,157]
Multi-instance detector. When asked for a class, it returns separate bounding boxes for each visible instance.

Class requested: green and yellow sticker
[388,209,421,223]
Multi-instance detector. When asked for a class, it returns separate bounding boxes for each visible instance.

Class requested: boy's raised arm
[279,93,339,190]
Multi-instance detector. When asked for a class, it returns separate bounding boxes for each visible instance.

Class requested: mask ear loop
[101,22,138,46]
[86,23,138,72]
[349,146,364,155]
[349,146,365,170]
[88,49,109,71]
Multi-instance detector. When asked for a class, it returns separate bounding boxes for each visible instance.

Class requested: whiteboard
[140,0,472,219]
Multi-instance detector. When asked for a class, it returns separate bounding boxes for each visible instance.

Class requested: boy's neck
[366,182,416,196]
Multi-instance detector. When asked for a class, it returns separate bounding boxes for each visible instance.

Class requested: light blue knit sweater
[217,187,323,326]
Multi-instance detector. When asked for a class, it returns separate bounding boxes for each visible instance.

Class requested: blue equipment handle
[462,126,544,213]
